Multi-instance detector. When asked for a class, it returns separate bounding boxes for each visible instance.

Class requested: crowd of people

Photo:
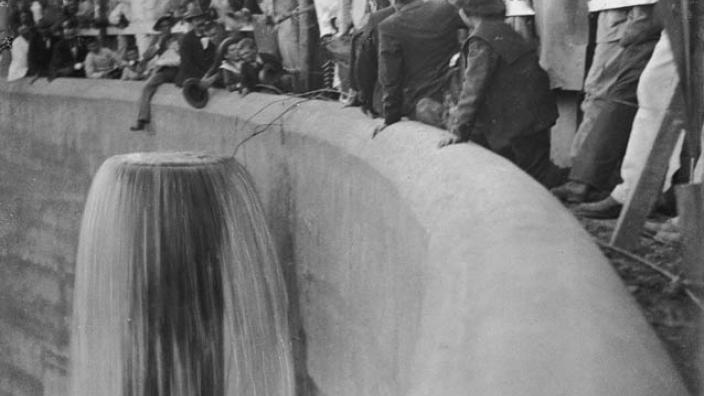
[1,0,697,224]
[345,0,693,223]
[3,0,294,131]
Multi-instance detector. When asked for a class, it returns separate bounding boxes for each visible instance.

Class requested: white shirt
[8,35,29,82]
[200,37,210,50]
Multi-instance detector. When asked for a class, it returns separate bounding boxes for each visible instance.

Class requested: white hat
[504,0,535,17]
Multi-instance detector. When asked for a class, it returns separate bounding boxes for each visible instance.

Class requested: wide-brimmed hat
[152,13,176,30]
[182,78,210,109]
[183,5,206,21]
[505,0,534,16]
[450,0,506,16]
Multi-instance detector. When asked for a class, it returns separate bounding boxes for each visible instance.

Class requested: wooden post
[675,183,704,280]
[610,98,684,250]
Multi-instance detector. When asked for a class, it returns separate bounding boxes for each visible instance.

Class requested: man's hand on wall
[372,121,389,138]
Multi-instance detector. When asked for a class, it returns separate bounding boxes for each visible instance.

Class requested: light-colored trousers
[569,9,628,158]
[611,32,684,204]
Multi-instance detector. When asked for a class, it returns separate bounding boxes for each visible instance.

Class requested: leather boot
[551,181,589,203]
[574,196,623,219]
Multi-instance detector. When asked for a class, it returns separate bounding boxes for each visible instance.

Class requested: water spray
[69,152,295,396]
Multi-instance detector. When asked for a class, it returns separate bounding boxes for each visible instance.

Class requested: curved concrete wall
[0,79,689,395]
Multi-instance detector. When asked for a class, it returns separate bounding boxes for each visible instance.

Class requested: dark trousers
[136,67,178,123]
[570,102,637,190]
[569,38,657,191]
[476,129,567,188]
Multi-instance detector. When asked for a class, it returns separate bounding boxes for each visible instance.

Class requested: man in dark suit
[354,5,395,117]
[374,0,464,133]
[49,18,87,79]
[175,8,216,87]
[27,19,57,77]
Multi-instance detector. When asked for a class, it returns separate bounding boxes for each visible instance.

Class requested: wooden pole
[610,97,685,250]
[675,183,704,280]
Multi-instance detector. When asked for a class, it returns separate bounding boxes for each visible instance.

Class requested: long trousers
[568,36,658,191]
[610,32,684,204]
[569,9,628,158]
[136,67,178,123]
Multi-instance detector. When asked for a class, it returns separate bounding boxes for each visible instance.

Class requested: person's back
[354,5,395,116]
[378,0,464,124]
[467,19,557,150]
[28,21,56,77]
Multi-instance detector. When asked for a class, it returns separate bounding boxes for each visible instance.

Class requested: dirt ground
[572,210,702,394]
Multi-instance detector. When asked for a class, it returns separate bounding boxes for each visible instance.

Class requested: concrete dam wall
[0,79,689,395]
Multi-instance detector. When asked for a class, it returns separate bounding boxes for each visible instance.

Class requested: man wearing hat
[175,5,216,87]
[130,13,179,131]
[440,0,566,188]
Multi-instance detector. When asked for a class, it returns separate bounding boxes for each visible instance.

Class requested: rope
[595,239,704,313]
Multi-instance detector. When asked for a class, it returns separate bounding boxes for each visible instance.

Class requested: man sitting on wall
[438,0,566,188]
[27,18,58,78]
[130,13,180,131]
[49,18,87,79]
[175,6,216,87]
[372,0,465,135]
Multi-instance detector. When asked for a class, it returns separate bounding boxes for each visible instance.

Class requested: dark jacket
[176,30,216,86]
[451,20,557,151]
[49,38,88,79]
[354,6,395,115]
[27,33,57,77]
[378,0,464,124]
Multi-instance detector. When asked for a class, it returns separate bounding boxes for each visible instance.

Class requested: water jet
[69,152,295,396]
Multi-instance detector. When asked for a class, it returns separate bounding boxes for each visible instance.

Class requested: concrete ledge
[0,78,689,395]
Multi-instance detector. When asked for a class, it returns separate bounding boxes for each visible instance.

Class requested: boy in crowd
[84,37,123,79]
[438,0,566,188]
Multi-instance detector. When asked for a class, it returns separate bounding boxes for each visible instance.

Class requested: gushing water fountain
[69,152,295,396]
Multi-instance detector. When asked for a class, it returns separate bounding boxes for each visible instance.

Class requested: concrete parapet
[0,78,689,395]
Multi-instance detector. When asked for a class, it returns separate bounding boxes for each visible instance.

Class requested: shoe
[574,196,623,219]
[551,181,589,203]
[130,120,149,131]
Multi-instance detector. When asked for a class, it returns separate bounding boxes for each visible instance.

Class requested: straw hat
[505,0,535,17]
[152,13,176,31]
[449,0,506,16]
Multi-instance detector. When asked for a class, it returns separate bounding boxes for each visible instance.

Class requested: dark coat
[452,20,557,151]
[27,33,57,77]
[378,0,464,124]
[49,38,88,78]
[176,30,216,86]
[354,6,395,115]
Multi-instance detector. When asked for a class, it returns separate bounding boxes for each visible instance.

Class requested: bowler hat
[182,78,210,109]
[152,13,175,31]
[450,0,506,16]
